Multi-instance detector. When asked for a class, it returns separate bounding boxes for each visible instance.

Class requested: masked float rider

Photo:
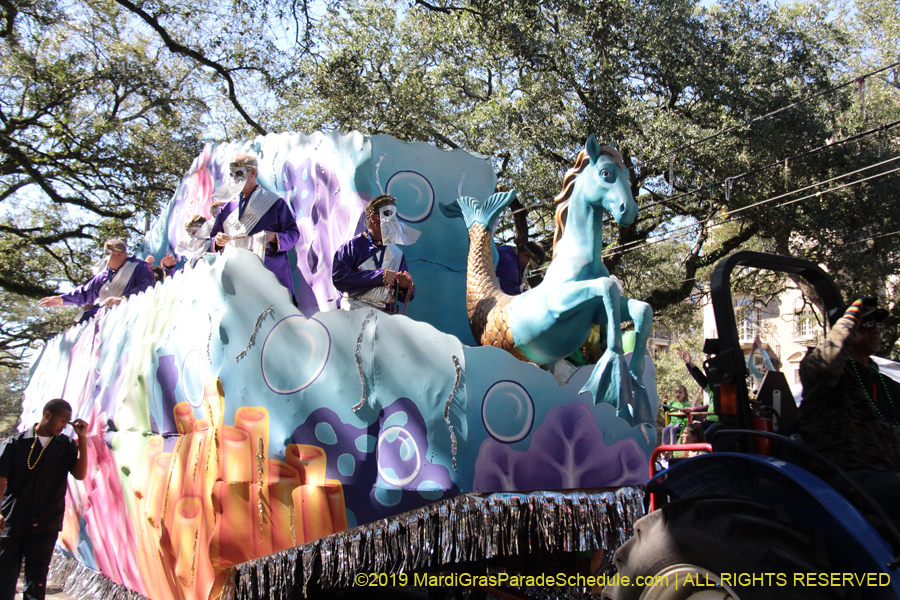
[208,154,301,301]
[160,215,213,278]
[332,194,420,313]
[495,240,546,296]
[38,239,156,323]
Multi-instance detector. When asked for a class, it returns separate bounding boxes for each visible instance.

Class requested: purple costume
[496,245,524,296]
[209,189,301,298]
[61,256,155,321]
[332,232,416,311]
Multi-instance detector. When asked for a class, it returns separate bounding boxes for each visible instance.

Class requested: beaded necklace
[27,426,53,470]
[850,359,900,428]
[388,282,413,316]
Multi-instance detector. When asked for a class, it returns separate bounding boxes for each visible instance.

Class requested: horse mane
[552,202,569,259]
[551,146,627,258]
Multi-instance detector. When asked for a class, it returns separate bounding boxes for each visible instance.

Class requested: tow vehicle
[603,251,900,600]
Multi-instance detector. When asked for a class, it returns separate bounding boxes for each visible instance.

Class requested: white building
[702,285,822,386]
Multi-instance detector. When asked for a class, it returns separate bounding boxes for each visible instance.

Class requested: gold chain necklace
[27,426,53,470]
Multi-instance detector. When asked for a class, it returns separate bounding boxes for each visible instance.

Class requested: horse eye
[383,210,393,217]
[601,170,611,178]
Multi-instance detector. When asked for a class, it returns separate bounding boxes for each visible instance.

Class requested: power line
[601,155,900,256]
[504,118,899,219]
[724,154,900,217]
[770,164,900,211]
[523,158,900,264]
[848,230,900,246]
[604,162,900,258]
[639,119,900,213]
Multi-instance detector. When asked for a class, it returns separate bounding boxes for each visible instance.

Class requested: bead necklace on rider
[26,425,53,470]
[389,282,413,316]
[850,359,900,428]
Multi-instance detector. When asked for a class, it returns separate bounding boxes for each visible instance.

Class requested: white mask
[211,180,245,204]
[91,251,111,276]
[378,205,421,246]
[176,222,211,258]
[210,166,252,204]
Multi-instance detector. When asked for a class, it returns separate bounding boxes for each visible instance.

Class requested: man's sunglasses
[861,320,885,331]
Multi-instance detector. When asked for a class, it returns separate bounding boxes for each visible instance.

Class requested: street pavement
[17,574,74,600]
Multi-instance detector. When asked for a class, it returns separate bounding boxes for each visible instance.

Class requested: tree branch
[412,0,483,18]
[112,0,267,135]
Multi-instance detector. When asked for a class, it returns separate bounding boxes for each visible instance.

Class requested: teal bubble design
[399,437,416,461]
[417,480,444,500]
[374,486,402,507]
[377,426,421,487]
[481,380,535,443]
[261,316,331,395]
[315,422,337,445]
[355,434,376,453]
[383,411,408,429]
[386,171,434,223]
[337,453,356,476]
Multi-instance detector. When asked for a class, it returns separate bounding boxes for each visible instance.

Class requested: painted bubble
[377,426,421,487]
[374,486,402,507]
[261,316,330,394]
[315,422,337,445]
[355,434,376,453]
[338,453,356,477]
[417,480,444,500]
[383,411,408,429]
[386,171,434,223]
[181,349,206,408]
[481,380,534,443]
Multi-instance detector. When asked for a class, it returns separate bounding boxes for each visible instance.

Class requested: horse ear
[585,134,601,163]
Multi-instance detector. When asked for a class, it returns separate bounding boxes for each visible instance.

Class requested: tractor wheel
[601,497,845,600]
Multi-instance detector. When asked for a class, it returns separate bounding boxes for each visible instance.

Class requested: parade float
[23,131,655,599]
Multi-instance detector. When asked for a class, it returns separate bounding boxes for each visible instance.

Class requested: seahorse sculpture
[441,135,654,424]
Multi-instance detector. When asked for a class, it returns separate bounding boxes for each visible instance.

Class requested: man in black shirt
[0,399,87,600]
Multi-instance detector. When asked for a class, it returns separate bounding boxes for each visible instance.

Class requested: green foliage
[0,290,79,369]
[0,365,27,439]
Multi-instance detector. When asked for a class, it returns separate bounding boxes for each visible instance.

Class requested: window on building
[793,307,817,340]
[734,298,762,343]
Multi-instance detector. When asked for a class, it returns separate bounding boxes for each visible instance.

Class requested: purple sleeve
[208,205,231,252]
[686,362,708,389]
[495,246,522,296]
[122,259,156,297]
[271,200,301,252]
[60,275,104,306]
[332,237,385,295]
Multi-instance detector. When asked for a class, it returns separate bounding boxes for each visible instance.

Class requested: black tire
[601,497,845,600]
